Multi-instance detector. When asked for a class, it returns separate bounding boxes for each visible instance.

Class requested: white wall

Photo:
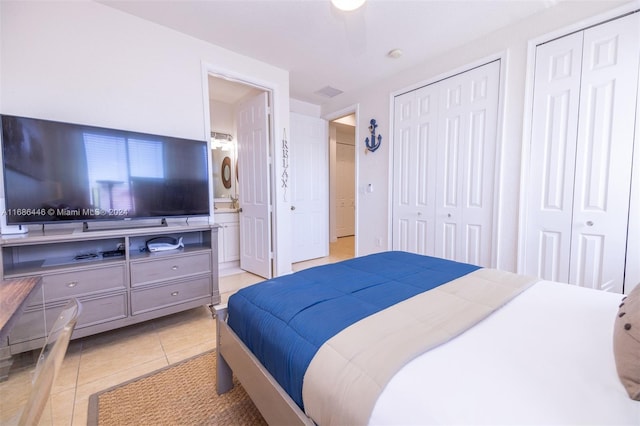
[290,98,322,117]
[209,99,237,200]
[0,0,293,275]
[209,99,235,137]
[321,0,634,271]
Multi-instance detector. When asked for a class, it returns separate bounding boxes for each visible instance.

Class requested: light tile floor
[0,236,354,425]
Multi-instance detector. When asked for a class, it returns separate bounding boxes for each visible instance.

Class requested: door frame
[324,104,360,256]
[516,2,639,274]
[201,62,277,277]
[388,53,508,268]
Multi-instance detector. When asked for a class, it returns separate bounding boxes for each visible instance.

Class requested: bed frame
[213,304,315,425]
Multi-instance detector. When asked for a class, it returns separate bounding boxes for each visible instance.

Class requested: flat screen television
[1,114,210,226]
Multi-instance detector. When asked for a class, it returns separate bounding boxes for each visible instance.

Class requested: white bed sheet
[370,281,640,425]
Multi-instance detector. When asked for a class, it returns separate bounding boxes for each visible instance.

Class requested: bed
[214,251,640,425]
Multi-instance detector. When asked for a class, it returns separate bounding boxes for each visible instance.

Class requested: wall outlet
[375,237,382,247]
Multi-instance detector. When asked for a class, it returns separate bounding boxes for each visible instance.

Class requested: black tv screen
[1,114,210,225]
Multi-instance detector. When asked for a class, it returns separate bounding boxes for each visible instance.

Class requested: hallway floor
[0,236,354,425]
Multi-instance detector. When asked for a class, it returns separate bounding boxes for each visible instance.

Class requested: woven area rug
[87,350,266,425]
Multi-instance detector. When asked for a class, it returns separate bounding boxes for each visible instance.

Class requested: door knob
[291,206,296,211]
[586,220,594,227]
[238,208,243,213]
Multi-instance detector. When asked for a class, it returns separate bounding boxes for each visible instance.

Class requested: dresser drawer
[130,275,211,315]
[41,265,126,302]
[130,251,211,287]
[9,292,127,344]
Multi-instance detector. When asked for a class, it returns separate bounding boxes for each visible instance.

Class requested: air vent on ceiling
[315,86,344,98]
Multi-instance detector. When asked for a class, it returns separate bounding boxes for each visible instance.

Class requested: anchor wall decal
[365,118,382,153]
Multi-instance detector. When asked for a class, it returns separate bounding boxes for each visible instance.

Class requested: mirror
[222,156,232,189]
[212,140,237,201]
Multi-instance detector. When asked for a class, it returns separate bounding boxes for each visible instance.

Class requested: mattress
[370,280,640,425]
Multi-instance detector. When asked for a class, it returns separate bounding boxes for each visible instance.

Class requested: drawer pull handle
[171,265,179,271]
[66,281,78,288]
[171,291,179,296]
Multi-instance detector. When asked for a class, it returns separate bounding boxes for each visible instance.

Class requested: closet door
[626,104,640,295]
[569,13,640,292]
[392,60,500,266]
[392,84,438,255]
[524,32,583,283]
[434,61,500,266]
[336,140,355,237]
[525,12,640,293]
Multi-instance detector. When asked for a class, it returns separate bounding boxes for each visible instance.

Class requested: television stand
[82,218,168,232]
[0,223,219,380]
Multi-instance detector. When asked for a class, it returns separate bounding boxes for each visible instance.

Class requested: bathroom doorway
[207,75,273,279]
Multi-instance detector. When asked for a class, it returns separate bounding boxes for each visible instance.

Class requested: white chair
[18,299,82,426]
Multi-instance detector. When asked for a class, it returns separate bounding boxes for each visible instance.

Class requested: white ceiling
[208,75,263,104]
[100,0,564,106]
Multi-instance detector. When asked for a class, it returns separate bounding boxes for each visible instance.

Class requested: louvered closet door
[434,61,500,266]
[525,12,640,293]
[392,61,500,266]
[392,84,438,255]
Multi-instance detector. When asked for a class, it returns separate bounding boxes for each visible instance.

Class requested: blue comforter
[227,251,480,409]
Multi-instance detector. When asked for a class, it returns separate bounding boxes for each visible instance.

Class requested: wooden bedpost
[213,304,234,394]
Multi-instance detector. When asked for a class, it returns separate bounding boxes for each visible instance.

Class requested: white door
[523,32,583,283]
[569,13,639,292]
[290,113,329,263]
[336,141,355,237]
[392,83,438,255]
[237,92,272,278]
[392,60,500,267]
[626,93,640,295]
[434,61,500,266]
[525,13,640,293]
